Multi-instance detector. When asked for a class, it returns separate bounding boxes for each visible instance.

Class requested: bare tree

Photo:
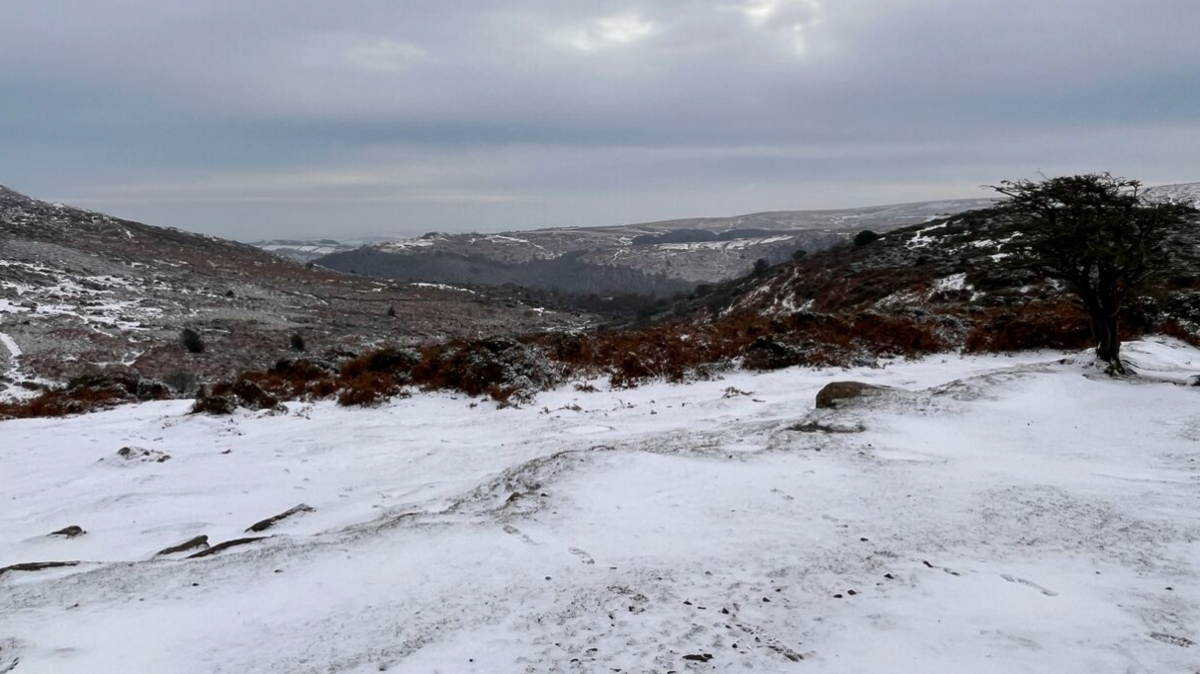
[989,173,1196,374]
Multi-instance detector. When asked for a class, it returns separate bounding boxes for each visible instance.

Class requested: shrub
[181,328,205,354]
[963,301,1092,353]
[337,373,404,407]
[191,393,237,415]
[1160,318,1200,348]
[161,371,199,396]
[410,337,562,403]
[853,230,880,247]
[226,379,281,411]
[340,347,419,379]
[0,373,170,419]
[192,378,283,415]
[741,335,807,371]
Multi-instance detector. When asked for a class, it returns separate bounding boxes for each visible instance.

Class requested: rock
[0,560,80,578]
[113,446,171,463]
[49,525,86,538]
[815,381,892,409]
[187,536,269,559]
[1187,374,1200,387]
[246,504,315,533]
[682,653,713,662]
[155,535,209,557]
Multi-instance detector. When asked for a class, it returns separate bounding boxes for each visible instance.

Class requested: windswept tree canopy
[989,173,1197,372]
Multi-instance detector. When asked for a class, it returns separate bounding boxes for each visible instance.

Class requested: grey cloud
[1,0,1197,239]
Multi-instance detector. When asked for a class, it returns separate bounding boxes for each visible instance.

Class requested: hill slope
[664,185,1200,361]
[0,186,582,397]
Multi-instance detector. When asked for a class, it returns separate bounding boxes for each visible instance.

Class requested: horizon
[9,178,1200,244]
[3,1,1198,240]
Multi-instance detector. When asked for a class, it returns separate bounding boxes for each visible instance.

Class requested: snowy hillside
[305,183,1198,294]
[0,185,585,397]
[3,338,1199,672]
[1146,182,1200,206]
[310,198,1000,290]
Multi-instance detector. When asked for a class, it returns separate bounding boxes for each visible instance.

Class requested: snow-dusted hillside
[308,183,1198,293]
[3,339,1199,673]
[311,198,1002,290]
[1146,182,1200,206]
[0,185,584,397]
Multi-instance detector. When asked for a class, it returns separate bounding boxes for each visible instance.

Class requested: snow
[0,302,28,396]
[904,221,949,249]
[2,339,1200,673]
[933,272,967,292]
[1145,182,1200,207]
[0,328,20,359]
[657,234,795,251]
[408,282,477,294]
[378,238,437,252]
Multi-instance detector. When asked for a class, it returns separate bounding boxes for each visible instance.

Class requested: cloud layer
[2,0,1197,239]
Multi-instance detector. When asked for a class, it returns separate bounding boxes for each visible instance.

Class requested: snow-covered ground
[2,339,1199,673]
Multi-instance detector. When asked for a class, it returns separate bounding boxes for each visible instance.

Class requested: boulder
[0,561,80,578]
[815,381,892,409]
[113,446,172,463]
[155,535,209,557]
[246,504,315,533]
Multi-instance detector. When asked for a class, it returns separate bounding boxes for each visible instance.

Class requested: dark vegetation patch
[173,310,946,412]
[0,373,169,419]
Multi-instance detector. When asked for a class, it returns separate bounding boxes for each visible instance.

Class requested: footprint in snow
[1000,573,1058,596]
[568,547,595,565]
[502,524,538,546]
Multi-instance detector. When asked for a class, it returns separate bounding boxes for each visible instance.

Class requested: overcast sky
[2,1,1198,240]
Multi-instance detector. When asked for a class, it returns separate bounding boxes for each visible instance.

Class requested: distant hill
[305,184,1200,299]
[309,197,1005,295]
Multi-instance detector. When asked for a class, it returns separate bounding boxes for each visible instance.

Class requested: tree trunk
[1091,313,1127,374]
